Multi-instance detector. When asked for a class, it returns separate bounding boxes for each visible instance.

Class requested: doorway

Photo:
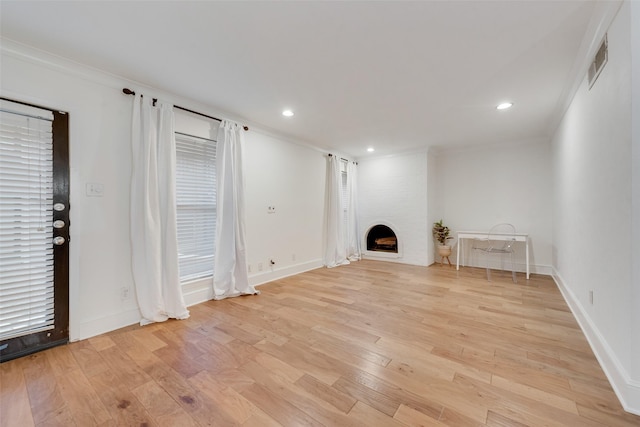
[0,98,69,362]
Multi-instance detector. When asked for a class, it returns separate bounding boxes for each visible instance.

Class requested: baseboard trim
[552,268,640,415]
[250,258,324,287]
[75,306,141,341]
[74,260,324,341]
[454,258,552,276]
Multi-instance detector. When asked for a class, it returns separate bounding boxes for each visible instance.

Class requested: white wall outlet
[258,262,263,271]
[86,182,104,197]
[121,287,129,300]
[247,264,252,273]
[292,253,296,262]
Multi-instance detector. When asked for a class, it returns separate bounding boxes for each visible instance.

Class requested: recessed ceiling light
[367,147,375,152]
[496,102,513,110]
[282,109,294,117]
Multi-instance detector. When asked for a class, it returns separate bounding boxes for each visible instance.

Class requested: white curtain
[213,120,258,299]
[324,155,349,268]
[130,93,189,325]
[346,161,361,261]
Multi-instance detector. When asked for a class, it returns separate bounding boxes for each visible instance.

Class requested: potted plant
[432,219,453,262]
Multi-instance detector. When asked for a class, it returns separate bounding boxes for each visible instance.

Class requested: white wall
[1,44,141,339]
[630,0,640,388]
[427,149,441,265]
[358,151,429,266]
[551,0,640,413]
[244,132,325,285]
[436,139,553,274]
[1,41,326,341]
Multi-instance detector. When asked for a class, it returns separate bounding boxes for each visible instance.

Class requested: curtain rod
[328,153,357,165]
[122,88,248,131]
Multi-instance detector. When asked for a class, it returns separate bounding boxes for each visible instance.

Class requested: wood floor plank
[576,402,640,427]
[240,405,283,427]
[394,403,446,426]
[453,373,604,427]
[140,355,235,426]
[346,401,406,426]
[36,407,78,427]
[22,353,67,424]
[130,380,189,422]
[87,368,156,427]
[240,358,364,427]
[253,351,305,384]
[0,358,35,427]
[2,260,639,426]
[485,409,530,427]
[294,373,357,413]
[332,374,401,417]
[44,345,80,377]
[55,367,112,425]
[188,370,254,425]
[130,324,169,352]
[239,382,324,427]
[253,339,343,385]
[97,345,152,391]
[490,374,579,414]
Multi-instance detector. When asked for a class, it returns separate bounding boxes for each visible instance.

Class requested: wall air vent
[588,34,608,89]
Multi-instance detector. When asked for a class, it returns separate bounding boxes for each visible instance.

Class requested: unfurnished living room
[1,1,639,426]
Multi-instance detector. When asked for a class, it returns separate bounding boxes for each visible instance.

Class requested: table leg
[526,239,530,279]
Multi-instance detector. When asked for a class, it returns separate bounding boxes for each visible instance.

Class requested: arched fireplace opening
[366,225,398,253]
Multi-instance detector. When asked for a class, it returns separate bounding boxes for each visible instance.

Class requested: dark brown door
[0,97,69,362]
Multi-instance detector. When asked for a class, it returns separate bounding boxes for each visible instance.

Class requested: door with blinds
[0,98,69,362]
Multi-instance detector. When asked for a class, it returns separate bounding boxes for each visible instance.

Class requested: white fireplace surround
[362,221,403,259]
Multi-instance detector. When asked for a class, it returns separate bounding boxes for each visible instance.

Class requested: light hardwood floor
[2,260,639,426]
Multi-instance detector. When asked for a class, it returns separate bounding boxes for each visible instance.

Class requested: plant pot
[436,244,452,267]
[437,245,452,257]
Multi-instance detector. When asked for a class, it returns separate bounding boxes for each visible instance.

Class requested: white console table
[456,231,530,279]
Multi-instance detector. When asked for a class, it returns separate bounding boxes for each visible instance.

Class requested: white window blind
[175,132,216,282]
[0,102,55,341]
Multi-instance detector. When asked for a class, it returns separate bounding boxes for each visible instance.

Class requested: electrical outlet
[258,262,263,271]
[248,264,252,273]
[121,287,129,300]
[292,253,296,262]
[86,182,104,197]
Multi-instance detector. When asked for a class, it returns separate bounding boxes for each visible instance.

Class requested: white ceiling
[1,1,601,158]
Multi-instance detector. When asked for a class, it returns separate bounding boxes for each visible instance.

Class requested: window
[588,34,608,89]
[175,132,216,282]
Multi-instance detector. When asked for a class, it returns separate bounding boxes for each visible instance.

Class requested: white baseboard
[73,259,324,341]
[250,258,324,287]
[437,257,553,276]
[552,268,640,415]
[74,306,141,341]
[179,258,325,307]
